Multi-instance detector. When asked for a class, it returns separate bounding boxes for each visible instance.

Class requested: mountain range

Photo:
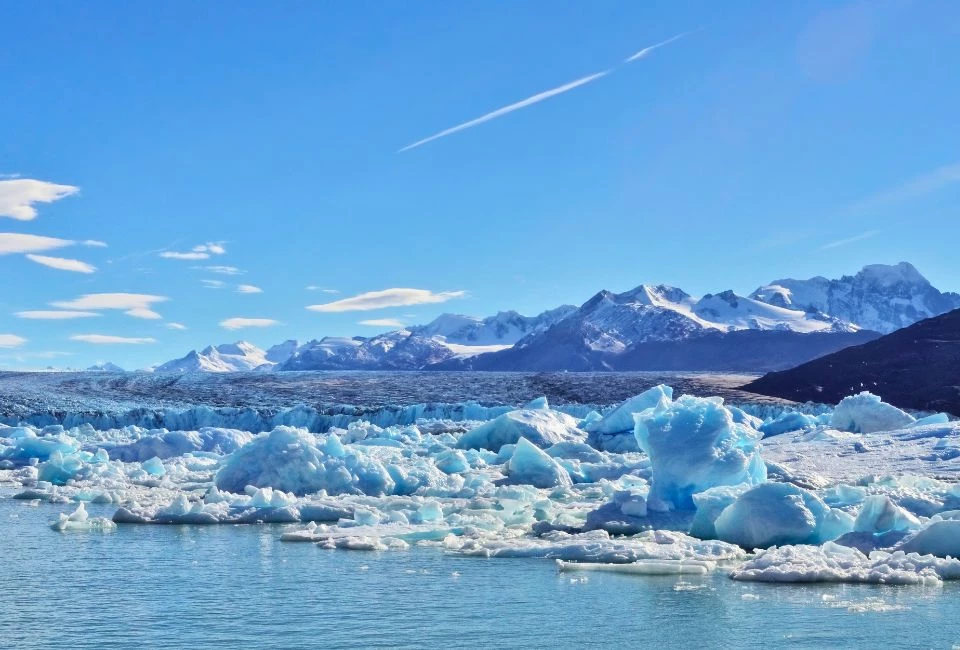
[139,262,960,374]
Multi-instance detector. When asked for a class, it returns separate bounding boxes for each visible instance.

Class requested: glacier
[2,380,959,590]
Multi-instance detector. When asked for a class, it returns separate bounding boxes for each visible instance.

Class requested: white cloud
[51,293,168,319]
[82,240,108,247]
[0,179,79,220]
[0,233,74,255]
[359,318,405,328]
[16,310,100,320]
[166,322,188,330]
[202,265,243,275]
[306,286,339,293]
[160,251,210,260]
[160,242,227,261]
[195,242,226,255]
[624,29,702,62]
[220,317,279,330]
[819,230,881,250]
[25,254,97,274]
[71,334,156,345]
[202,279,226,289]
[0,334,27,348]
[237,284,263,294]
[308,288,466,312]
[399,71,610,152]
[125,307,162,319]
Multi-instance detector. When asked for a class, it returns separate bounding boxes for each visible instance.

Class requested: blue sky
[2,1,959,369]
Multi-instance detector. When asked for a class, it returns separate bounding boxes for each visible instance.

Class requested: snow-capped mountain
[152,263,957,373]
[751,262,960,334]
[265,340,299,365]
[411,307,577,347]
[442,263,956,372]
[281,307,575,371]
[154,341,275,373]
[513,284,857,356]
[87,362,125,372]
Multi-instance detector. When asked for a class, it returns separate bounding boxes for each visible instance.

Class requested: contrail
[398,70,611,152]
[398,29,701,152]
[624,28,703,63]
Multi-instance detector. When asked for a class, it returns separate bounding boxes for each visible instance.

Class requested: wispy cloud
[25,254,96,274]
[51,293,168,319]
[201,279,226,289]
[398,30,699,152]
[0,334,27,348]
[848,162,960,214]
[71,334,156,345]
[160,242,227,261]
[220,317,279,330]
[359,318,405,328]
[307,288,466,313]
[819,229,881,250]
[624,28,702,62]
[237,284,263,294]
[399,71,610,152]
[166,322,188,331]
[82,240,108,248]
[306,285,339,294]
[0,233,74,255]
[16,310,100,320]
[0,179,79,220]
[161,251,209,261]
[202,265,243,275]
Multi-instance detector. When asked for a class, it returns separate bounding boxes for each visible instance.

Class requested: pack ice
[2,386,959,585]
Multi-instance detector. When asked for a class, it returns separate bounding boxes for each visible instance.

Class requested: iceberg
[108,428,254,462]
[759,412,819,437]
[502,438,572,489]
[689,484,750,539]
[585,385,672,451]
[633,395,766,510]
[894,519,960,558]
[830,392,916,433]
[713,483,853,549]
[852,495,922,535]
[215,427,397,496]
[457,408,584,452]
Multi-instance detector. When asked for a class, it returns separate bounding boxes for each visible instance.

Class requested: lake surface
[5,496,959,650]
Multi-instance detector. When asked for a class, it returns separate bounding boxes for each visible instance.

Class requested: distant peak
[858,262,928,287]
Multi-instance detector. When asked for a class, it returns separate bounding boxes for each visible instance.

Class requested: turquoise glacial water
[4,496,959,650]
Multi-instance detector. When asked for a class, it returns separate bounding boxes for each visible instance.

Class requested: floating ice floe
[556,558,716,576]
[729,542,960,585]
[51,502,116,532]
